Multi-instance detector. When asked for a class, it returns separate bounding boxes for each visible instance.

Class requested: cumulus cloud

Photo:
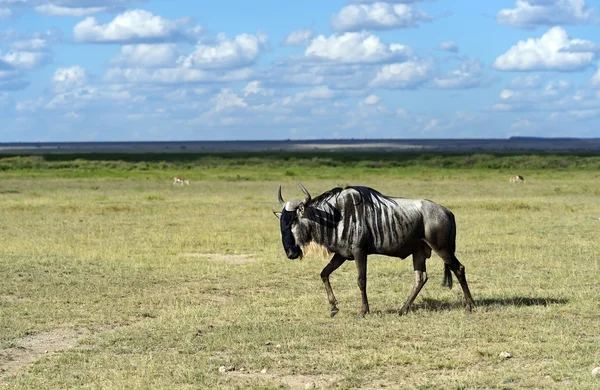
[305,32,411,64]
[509,74,543,89]
[0,69,29,91]
[430,60,489,89]
[282,29,315,46]
[35,4,106,16]
[73,9,196,43]
[437,40,458,53]
[112,44,178,67]
[52,66,87,93]
[104,67,253,85]
[0,50,49,70]
[493,26,595,71]
[212,89,247,112]
[364,94,380,105]
[370,59,434,88]
[178,33,267,69]
[591,64,600,86]
[333,2,431,32]
[293,85,336,101]
[497,0,595,29]
[243,80,274,97]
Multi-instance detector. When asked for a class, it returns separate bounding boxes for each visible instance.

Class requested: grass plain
[0,152,599,389]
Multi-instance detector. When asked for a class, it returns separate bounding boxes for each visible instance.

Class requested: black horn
[278,185,285,207]
[298,182,311,204]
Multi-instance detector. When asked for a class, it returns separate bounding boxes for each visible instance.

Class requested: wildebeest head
[273,182,312,260]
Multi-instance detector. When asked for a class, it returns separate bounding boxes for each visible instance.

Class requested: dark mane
[346,186,397,207]
[306,187,344,209]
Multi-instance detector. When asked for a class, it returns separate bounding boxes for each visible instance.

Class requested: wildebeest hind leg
[442,254,475,312]
[320,253,346,317]
[399,248,428,316]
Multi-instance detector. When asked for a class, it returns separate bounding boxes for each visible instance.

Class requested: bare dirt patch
[227,371,340,389]
[0,328,86,381]
[179,253,255,264]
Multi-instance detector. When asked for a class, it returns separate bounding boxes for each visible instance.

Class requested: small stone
[499,351,512,359]
[304,382,316,389]
[239,367,245,372]
[261,368,267,374]
[218,366,235,373]
[275,344,281,349]
[592,367,600,376]
[265,341,272,345]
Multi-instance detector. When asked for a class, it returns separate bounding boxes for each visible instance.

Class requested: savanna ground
[0,152,599,389]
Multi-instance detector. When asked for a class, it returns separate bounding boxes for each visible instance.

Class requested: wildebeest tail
[442,264,453,289]
[442,210,456,289]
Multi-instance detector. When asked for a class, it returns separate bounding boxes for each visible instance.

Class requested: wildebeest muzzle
[285,245,302,260]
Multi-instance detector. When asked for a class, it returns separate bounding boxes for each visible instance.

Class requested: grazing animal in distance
[173,176,190,185]
[274,183,474,317]
[509,175,526,183]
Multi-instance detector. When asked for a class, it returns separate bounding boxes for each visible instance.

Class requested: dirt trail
[0,328,87,381]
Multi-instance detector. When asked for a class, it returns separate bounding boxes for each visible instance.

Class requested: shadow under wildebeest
[376,296,568,315]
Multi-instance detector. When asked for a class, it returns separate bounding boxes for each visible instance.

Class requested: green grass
[0,153,599,389]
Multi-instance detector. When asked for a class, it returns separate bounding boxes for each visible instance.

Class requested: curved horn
[297,182,311,204]
[278,185,285,207]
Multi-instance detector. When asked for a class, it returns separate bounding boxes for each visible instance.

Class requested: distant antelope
[509,175,526,183]
[173,176,190,185]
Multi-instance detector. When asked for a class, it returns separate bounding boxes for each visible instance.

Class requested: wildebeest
[509,175,526,183]
[274,183,474,317]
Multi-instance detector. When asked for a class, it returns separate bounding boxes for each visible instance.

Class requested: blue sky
[1,0,600,141]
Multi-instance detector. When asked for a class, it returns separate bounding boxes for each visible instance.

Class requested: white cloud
[509,74,543,89]
[282,29,315,46]
[305,32,411,64]
[212,89,247,112]
[73,9,194,43]
[370,59,434,88]
[591,64,600,86]
[437,40,458,53]
[493,26,595,71]
[424,118,438,131]
[104,67,253,85]
[178,33,267,69]
[0,50,49,70]
[497,0,594,29]
[243,80,274,97]
[364,94,380,105]
[500,89,515,100]
[333,3,431,32]
[52,66,87,93]
[16,98,45,112]
[35,4,106,16]
[296,85,336,100]
[112,44,178,67]
[429,60,488,89]
[10,38,48,51]
[0,7,11,18]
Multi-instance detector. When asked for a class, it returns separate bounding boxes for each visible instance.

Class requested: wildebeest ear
[273,211,282,219]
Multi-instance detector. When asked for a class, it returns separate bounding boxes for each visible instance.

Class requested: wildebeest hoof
[330,309,339,318]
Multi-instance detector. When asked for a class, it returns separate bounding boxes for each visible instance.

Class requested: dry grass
[0,169,599,389]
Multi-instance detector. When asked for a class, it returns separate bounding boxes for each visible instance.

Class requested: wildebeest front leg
[320,253,346,317]
[354,251,369,317]
[399,249,428,316]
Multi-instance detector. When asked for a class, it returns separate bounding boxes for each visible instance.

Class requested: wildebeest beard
[279,204,341,260]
